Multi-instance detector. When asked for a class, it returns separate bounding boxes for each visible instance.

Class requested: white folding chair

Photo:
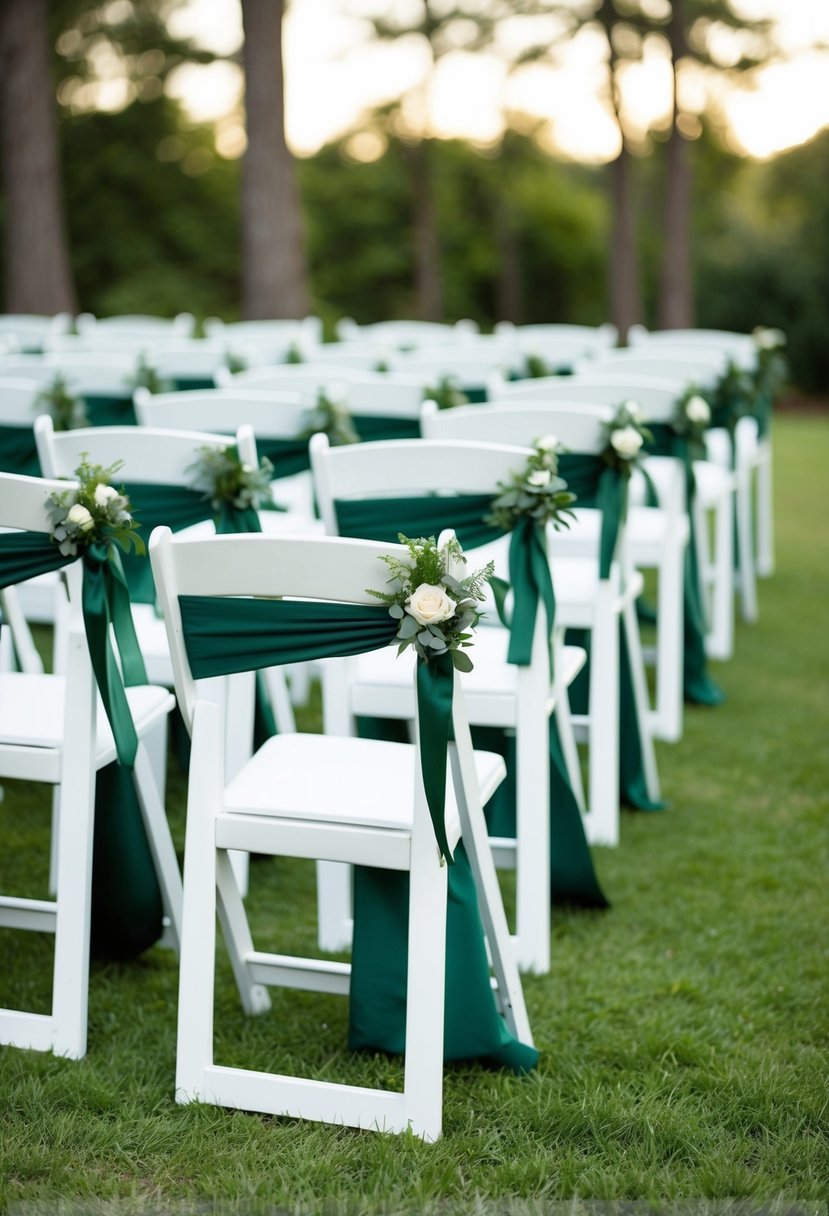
[0,471,180,1059]
[421,404,662,844]
[310,434,593,972]
[150,527,530,1140]
[489,372,738,661]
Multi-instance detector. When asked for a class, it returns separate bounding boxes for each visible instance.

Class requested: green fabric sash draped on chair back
[176,590,538,1073]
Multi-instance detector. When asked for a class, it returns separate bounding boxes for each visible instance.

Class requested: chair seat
[349,634,587,728]
[224,731,505,842]
[0,673,174,774]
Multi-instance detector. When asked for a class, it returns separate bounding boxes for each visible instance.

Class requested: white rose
[535,434,558,452]
[685,395,710,425]
[241,463,254,474]
[93,483,118,507]
[67,503,95,531]
[753,326,785,350]
[610,426,643,459]
[405,583,456,626]
[528,468,552,487]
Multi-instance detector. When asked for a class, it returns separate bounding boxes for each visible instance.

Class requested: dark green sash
[0,423,41,477]
[557,454,627,579]
[83,392,137,427]
[646,423,725,706]
[176,590,537,1071]
[351,415,420,443]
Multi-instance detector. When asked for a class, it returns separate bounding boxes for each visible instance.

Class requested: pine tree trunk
[658,0,694,329]
[608,145,642,344]
[240,0,309,319]
[0,0,77,315]
[495,195,522,323]
[409,141,443,321]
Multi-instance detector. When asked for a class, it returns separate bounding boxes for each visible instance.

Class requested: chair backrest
[494,321,618,349]
[217,363,372,392]
[43,352,139,395]
[389,345,520,385]
[586,349,727,389]
[484,374,685,424]
[421,400,611,451]
[310,433,533,538]
[150,529,417,731]
[336,318,477,345]
[133,388,306,434]
[0,469,78,533]
[76,312,195,338]
[34,415,257,486]
[213,367,426,418]
[204,315,323,346]
[140,340,229,381]
[0,356,60,386]
[0,377,42,425]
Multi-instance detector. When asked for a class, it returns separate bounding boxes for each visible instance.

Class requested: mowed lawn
[0,412,827,1213]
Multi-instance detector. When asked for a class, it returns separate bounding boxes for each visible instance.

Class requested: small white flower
[535,434,559,452]
[67,503,95,531]
[94,483,119,507]
[405,583,456,626]
[753,326,785,350]
[685,395,711,425]
[528,468,552,488]
[610,426,644,459]
[622,399,644,423]
[241,463,254,474]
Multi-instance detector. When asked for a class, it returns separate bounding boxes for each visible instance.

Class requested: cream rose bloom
[610,426,643,459]
[405,583,456,626]
[535,434,559,452]
[67,503,95,531]
[93,483,118,507]
[622,399,644,423]
[528,468,552,488]
[685,395,711,425]
[753,326,785,350]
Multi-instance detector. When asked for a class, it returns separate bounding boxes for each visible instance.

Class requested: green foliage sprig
[424,375,469,411]
[35,375,88,431]
[367,534,493,673]
[188,445,275,512]
[224,351,248,376]
[485,436,575,532]
[300,386,359,446]
[126,354,174,395]
[524,353,551,379]
[600,401,653,476]
[46,457,144,558]
[284,342,304,365]
[752,327,788,399]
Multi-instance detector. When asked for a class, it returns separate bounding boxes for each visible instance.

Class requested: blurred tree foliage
[0,0,825,390]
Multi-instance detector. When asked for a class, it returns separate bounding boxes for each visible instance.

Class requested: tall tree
[0,0,77,314]
[240,0,309,319]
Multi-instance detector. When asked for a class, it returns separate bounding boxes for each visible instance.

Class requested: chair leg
[553,637,586,812]
[215,850,272,1015]
[622,598,661,804]
[176,700,222,1103]
[401,811,448,1142]
[586,589,619,847]
[703,490,735,661]
[315,860,354,953]
[735,464,758,623]
[512,663,551,975]
[756,441,774,577]
[652,538,684,744]
[449,711,533,1045]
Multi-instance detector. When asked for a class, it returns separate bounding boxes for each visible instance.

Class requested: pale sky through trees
[130,0,829,161]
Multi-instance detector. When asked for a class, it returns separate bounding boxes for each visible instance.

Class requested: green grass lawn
[1,414,827,1213]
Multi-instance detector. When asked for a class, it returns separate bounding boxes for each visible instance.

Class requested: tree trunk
[408,141,443,321]
[0,0,77,315]
[240,0,309,319]
[495,195,522,323]
[658,0,694,329]
[607,144,642,344]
